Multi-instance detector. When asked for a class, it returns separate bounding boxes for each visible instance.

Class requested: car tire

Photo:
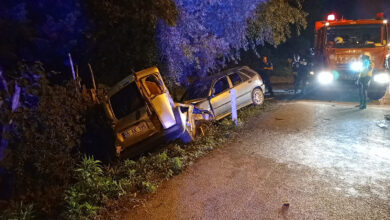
[196,120,212,137]
[252,88,264,106]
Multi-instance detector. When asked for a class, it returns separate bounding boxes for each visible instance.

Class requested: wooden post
[88,63,99,103]
[88,63,97,90]
[68,53,76,80]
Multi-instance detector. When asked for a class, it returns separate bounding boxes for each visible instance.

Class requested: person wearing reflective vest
[357,52,374,109]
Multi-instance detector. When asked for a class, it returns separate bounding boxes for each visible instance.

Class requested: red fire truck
[312,13,390,99]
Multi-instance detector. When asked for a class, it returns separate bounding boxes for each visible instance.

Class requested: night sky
[268,0,390,59]
[306,0,390,22]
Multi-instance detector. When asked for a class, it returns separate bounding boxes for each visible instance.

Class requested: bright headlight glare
[310,71,315,75]
[373,73,390,84]
[350,61,363,72]
[318,71,334,84]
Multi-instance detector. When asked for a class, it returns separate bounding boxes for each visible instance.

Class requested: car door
[209,76,232,118]
[239,71,254,106]
[228,72,251,108]
[136,71,176,130]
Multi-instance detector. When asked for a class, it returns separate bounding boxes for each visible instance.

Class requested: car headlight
[373,73,390,84]
[317,71,334,84]
[350,61,363,72]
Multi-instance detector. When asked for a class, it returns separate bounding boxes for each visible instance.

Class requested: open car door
[135,68,177,130]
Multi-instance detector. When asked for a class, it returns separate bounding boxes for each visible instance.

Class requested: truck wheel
[368,84,388,100]
[252,88,264,106]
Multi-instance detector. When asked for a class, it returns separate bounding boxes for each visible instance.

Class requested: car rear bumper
[117,108,186,159]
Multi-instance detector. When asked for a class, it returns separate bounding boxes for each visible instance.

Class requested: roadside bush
[0,202,35,220]
[0,62,111,217]
[63,157,124,220]
[170,157,183,174]
[141,181,157,193]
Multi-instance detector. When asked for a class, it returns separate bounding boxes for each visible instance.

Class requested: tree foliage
[78,0,179,85]
[248,0,308,47]
[157,0,307,84]
[0,0,178,85]
[157,0,267,83]
[0,0,88,74]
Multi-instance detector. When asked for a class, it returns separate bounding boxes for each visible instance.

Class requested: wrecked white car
[182,66,265,120]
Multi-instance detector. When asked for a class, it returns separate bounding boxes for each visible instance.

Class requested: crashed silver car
[182,66,265,120]
[104,67,208,158]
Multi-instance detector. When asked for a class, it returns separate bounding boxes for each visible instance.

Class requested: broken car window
[213,77,230,95]
[143,75,164,97]
[110,82,145,119]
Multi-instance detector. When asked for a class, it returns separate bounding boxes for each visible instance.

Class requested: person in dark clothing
[357,52,373,109]
[294,58,309,94]
[260,56,274,97]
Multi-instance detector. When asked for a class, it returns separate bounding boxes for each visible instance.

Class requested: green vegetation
[248,0,308,47]
[96,102,272,219]
[0,202,35,220]
[63,157,124,220]
[1,80,273,220]
[1,0,297,218]
[85,0,179,85]
[0,62,114,219]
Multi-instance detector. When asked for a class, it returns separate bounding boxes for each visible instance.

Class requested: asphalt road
[124,101,390,220]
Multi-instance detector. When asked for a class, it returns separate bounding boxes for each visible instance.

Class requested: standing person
[295,58,309,94]
[292,54,300,93]
[260,56,274,97]
[357,52,374,109]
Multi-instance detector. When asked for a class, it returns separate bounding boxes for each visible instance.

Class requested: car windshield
[326,24,385,48]
[182,81,213,101]
[110,82,145,120]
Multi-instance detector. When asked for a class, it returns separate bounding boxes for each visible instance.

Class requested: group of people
[258,52,373,110]
[258,54,310,97]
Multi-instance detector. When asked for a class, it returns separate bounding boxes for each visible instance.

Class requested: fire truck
[312,13,390,99]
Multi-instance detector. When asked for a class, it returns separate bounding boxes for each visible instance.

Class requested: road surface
[124,101,390,220]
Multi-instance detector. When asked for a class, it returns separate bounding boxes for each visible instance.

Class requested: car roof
[108,67,161,98]
[192,66,253,85]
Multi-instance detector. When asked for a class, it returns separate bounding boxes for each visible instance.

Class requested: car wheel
[196,120,212,137]
[252,88,264,106]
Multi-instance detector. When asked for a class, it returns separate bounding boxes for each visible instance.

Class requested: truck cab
[312,13,390,99]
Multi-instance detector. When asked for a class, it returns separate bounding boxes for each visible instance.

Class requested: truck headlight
[318,71,334,84]
[350,61,363,72]
[373,73,390,84]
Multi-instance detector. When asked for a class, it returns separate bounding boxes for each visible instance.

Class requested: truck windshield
[326,24,385,48]
[110,82,145,120]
